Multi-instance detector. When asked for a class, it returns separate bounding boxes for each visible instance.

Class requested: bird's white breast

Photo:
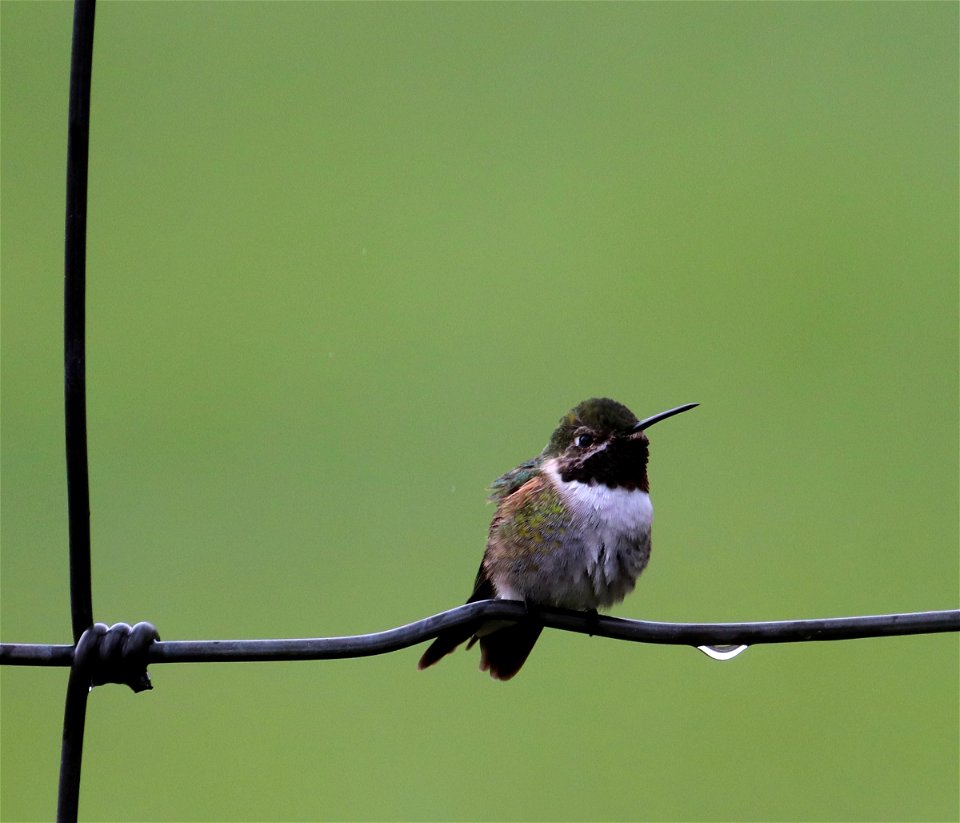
[540,461,653,609]
[557,475,654,533]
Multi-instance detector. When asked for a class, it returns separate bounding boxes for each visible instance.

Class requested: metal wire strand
[3,605,957,668]
[64,0,96,646]
[59,2,97,821]
[56,670,90,823]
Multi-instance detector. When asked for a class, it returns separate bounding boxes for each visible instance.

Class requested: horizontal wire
[2,604,957,667]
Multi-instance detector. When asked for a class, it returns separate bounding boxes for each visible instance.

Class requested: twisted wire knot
[74,622,159,693]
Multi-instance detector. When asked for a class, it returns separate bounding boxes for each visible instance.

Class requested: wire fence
[1,2,958,821]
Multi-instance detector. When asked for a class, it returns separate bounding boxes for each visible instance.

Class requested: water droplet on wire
[697,644,749,661]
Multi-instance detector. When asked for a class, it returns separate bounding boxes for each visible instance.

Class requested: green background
[2,2,957,821]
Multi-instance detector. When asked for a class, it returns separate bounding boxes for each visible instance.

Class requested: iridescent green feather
[491,478,570,559]
[488,457,542,502]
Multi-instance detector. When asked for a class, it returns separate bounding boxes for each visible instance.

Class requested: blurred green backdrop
[2,2,957,821]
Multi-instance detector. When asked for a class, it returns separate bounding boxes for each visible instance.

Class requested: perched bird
[419,397,697,680]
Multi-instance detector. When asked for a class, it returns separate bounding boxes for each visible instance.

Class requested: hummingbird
[418,397,697,680]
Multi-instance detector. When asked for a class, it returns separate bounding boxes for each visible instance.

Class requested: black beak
[632,403,699,433]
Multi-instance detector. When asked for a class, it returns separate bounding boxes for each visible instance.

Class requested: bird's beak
[632,403,699,432]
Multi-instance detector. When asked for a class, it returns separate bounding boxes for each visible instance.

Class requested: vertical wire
[56,671,90,822]
[64,0,96,644]
[59,1,97,821]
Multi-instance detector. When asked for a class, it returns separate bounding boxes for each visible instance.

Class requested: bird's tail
[418,569,543,679]
[476,621,543,681]
[418,619,544,680]
[417,624,478,671]
[419,567,497,672]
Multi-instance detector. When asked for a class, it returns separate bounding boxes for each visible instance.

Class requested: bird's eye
[575,433,594,449]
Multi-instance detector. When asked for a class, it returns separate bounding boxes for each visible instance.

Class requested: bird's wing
[417,561,497,671]
[488,457,541,503]
[467,563,496,602]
